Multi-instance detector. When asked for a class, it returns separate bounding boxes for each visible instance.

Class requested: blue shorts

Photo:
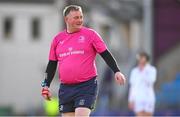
[58,77,98,113]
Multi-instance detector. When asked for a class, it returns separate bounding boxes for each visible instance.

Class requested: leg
[59,85,76,116]
[144,101,154,116]
[144,112,153,116]
[62,112,75,117]
[136,111,145,116]
[74,78,97,117]
[136,111,153,117]
[135,101,153,117]
[75,107,91,117]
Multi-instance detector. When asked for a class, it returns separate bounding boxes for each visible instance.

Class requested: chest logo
[78,36,85,43]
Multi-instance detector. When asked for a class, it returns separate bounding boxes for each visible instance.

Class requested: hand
[41,86,52,101]
[115,72,126,85]
[128,102,134,111]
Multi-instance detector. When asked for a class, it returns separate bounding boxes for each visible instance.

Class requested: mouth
[76,24,82,26]
[76,22,83,26]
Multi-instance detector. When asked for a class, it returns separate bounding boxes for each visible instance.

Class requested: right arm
[41,36,58,100]
[42,60,57,87]
[128,69,135,110]
[42,36,58,87]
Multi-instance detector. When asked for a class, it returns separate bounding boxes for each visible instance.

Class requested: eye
[73,16,83,20]
[74,16,79,19]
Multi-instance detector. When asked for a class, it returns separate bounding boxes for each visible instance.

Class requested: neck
[138,64,146,71]
[66,26,81,33]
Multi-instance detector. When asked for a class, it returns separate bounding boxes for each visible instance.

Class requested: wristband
[41,80,47,87]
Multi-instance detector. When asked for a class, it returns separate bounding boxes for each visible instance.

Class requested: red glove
[41,86,52,101]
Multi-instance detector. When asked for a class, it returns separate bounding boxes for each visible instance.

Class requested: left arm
[144,67,157,86]
[100,49,120,73]
[100,49,126,85]
[90,30,125,85]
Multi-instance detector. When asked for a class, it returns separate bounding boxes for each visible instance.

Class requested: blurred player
[41,5,126,117]
[128,52,157,116]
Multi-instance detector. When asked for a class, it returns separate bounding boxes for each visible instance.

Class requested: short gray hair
[63,5,82,17]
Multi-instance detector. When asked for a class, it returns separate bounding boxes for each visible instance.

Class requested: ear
[64,17,68,23]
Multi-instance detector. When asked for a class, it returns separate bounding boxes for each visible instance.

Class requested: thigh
[74,95,97,110]
[134,100,145,113]
[136,111,146,116]
[136,111,153,117]
[62,112,75,117]
[144,101,155,113]
[59,85,75,113]
[74,78,98,110]
[59,101,75,113]
[134,100,155,114]
[75,107,91,117]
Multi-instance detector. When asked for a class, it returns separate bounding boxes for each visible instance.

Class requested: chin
[77,26,82,29]
[76,24,83,28]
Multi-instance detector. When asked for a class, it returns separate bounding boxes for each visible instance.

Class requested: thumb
[47,92,52,101]
[43,94,48,99]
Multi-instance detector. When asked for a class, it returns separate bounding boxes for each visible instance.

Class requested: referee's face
[138,56,147,66]
[65,10,83,31]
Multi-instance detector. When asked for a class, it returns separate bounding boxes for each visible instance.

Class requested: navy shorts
[58,77,98,113]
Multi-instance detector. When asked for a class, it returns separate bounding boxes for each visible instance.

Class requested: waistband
[60,76,97,86]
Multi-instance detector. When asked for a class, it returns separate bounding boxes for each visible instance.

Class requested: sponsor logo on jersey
[59,47,84,57]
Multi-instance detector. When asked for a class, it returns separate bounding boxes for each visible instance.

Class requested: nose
[78,17,83,22]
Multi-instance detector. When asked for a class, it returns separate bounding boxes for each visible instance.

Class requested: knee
[75,107,91,117]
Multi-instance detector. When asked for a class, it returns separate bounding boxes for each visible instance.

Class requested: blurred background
[0,0,180,116]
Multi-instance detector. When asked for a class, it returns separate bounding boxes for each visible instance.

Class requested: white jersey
[128,64,157,104]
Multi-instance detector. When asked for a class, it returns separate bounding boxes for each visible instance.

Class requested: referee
[41,5,126,117]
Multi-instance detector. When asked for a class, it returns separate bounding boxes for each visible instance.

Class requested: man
[128,52,157,116]
[41,5,126,117]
